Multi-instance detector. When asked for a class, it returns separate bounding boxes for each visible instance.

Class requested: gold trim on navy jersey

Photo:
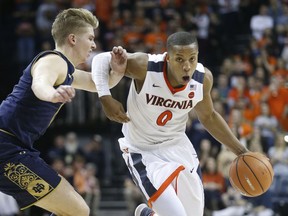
[48,103,64,127]
[0,129,16,137]
[4,163,54,202]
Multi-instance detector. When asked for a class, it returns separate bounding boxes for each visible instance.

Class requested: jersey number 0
[156,110,173,126]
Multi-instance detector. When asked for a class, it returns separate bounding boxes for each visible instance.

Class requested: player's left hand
[110,46,127,75]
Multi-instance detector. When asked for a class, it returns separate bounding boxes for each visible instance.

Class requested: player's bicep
[32,55,67,87]
[125,52,148,81]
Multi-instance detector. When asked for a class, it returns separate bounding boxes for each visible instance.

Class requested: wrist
[99,95,113,104]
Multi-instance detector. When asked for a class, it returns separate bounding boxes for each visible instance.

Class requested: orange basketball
[229,152,274,197]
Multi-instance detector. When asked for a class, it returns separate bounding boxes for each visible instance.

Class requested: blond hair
[52,8,99,46]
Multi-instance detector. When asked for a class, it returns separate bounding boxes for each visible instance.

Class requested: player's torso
[122,53,205,147]
[0,50,74,147]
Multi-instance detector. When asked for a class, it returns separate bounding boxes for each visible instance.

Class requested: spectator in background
[246,76,268,121]
[186,111,211,155]
[216,74,230,105]
[71,155,87,196]
[228,108,253,147]
[47,134,66,163]
[50,157,66,177]
[250,5,274,41]
[217,146,236,183]
[202,157,226,215]
[217,0,241,55]
[199,139,214,169]
[83,134,106,181]
[35,0,58,45]
[264,75,288,130]
[212,182,250,216]
[16,21,36,69]
[84,163,101,216]
[63,131,85,165]
[227,76,251,111]
[254,102,278,153]
[268,132,288,175]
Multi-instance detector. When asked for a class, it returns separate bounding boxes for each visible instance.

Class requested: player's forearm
[200,111,248,156]
[108,70,125,89]
[32,82,59,102]
[92,52,112,97]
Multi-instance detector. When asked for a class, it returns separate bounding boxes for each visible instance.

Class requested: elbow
[31,83,39,97]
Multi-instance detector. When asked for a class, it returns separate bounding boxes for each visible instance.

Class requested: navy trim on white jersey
[147,61,164,73]
[192,70,204,84]
[131,153,157,197]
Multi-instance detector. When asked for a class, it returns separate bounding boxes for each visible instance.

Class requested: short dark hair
[166,32,198,52]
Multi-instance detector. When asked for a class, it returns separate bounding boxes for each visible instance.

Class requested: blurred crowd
[0,0,288,216]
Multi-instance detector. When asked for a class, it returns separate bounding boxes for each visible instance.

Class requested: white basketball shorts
[118,136,205,216]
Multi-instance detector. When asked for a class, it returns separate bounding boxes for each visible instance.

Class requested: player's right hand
[51,85,75,103]
[110,46,127,75]
[99,95,130,123]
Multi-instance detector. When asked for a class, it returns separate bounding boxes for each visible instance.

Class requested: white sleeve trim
[91,52,111,97]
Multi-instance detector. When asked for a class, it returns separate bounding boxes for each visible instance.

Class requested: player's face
[74,26,96,63]
[166,44,198,88]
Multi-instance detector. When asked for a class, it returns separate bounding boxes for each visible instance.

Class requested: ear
[166,54,170,62]
[68,34,76,46]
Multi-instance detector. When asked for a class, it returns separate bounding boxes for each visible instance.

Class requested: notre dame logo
[4,163,53,199]
[27,180,50,197]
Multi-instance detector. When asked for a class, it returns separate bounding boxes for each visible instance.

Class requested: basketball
[229,152,274,197]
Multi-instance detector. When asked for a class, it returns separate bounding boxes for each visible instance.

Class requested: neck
[55,46,77,66]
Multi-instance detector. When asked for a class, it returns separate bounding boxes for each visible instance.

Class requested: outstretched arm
[91,46,130,123]
[91,46,148,123]
[194,67,248,156]
[73,47,127,92]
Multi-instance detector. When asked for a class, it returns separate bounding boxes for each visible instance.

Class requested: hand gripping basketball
[229,152,274,197]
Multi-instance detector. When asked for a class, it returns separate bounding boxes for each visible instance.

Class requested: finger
[117,46,123,55]
[120,48,127,58]
[112,46,118,53]
[116,115,129,123]
[57,88,73,102]
[112,46,121,54]
[118,109,130,122]
[110,51,116,59]
[54,92,66,103]
[62,86,75,99]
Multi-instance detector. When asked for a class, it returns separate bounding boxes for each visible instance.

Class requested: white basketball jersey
[122,53,205,149]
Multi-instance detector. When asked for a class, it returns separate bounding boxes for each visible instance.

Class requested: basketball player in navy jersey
[92,32,255,216]
[0,8,128,216]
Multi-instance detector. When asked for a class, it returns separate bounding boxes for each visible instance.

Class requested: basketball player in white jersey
[92,32,249,216]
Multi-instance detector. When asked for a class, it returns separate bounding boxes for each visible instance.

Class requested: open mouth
[182,76,190,82]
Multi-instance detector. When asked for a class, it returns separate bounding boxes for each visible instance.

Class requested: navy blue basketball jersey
[0,50,74,157]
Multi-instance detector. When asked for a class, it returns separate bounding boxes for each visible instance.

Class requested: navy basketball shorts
[0,150,61,209]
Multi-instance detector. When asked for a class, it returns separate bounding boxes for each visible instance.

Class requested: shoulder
[31,52,68,78]
[127,52,149,62]
[33,53,67,71]
[41,53,67,66]
[202,66,213,94]
[126,52,149,79]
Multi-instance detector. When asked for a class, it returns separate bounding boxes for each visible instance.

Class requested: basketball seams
[235,156,252,196]
[229,152,274,197]
[242,155,264,193]
[244,155,273,183]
